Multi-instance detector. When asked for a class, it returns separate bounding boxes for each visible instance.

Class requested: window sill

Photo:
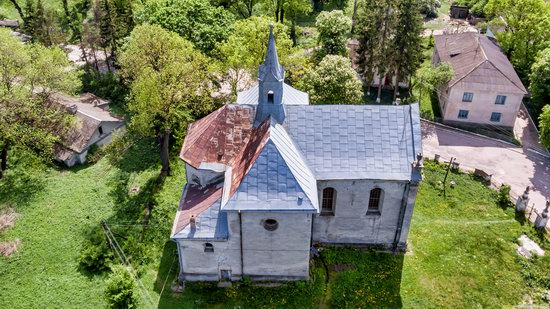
[366,211,381,216]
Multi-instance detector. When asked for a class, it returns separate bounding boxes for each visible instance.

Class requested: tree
[315,10,352,57]
[259,0,311,23]
[296,55,363,104]
[135,0,235,56]
[391,0,423,102]
[485,0,550,80]
[0,29,80,179]
[415,62,453,103]
[119,25,217,176]
[529,48,550,115]
[218,17,293,96]
[104,265,139,308]
[539,105,550,148]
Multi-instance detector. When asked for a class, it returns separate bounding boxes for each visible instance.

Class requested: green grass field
[1,149,550,308]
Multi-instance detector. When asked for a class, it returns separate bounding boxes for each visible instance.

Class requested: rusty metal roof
[434,32,527,94]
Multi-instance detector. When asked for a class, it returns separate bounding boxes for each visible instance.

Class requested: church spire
[259,25,284,82]
[255,25,286,126]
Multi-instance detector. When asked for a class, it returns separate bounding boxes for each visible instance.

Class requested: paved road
[421,120,550,224]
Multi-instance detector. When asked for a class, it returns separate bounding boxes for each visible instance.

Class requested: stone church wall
[312,179,410,246]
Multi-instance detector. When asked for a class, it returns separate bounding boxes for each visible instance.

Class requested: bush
[79,227,113,273]
[105,265,139,308]
[86,144,105,164]
[497,184,513,208]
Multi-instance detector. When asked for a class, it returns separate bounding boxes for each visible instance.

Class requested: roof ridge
[448,60,485,88]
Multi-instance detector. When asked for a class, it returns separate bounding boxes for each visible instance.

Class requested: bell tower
[255,25,285,126]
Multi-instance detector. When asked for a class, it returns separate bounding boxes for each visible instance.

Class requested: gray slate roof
[236,83,309,105]
[224,122,318,212]
[285,104,422,181]
[174,199,229,240]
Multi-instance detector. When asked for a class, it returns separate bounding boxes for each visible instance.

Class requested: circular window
[263,219,279,231]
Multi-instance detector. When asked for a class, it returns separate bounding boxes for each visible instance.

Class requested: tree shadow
[108,135,160,174]
[108,170,166,223]
[0,167,46,207]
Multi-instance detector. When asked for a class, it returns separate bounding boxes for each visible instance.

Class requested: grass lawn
[2,150,550,308]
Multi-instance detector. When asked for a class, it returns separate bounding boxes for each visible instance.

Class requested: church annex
[170,27,423,282]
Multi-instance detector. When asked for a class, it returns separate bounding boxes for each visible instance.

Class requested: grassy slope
[1,155,549,308]
[0,160,115,308]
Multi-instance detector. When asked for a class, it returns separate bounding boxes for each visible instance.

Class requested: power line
[101,220,156,309]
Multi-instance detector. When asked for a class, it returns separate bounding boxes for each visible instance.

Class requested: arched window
[368,188,383,213]
[204,243,214,252]
[321,187,336,215]
[267,91,274,104]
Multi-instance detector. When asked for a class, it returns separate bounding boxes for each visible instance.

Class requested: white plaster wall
[177,212,242,281]
[312,179,408,245]
[442,85,523,128]
[241,212,312,279]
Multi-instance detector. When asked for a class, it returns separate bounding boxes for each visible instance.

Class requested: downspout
[239,211,244,278]
[392,182,410,252]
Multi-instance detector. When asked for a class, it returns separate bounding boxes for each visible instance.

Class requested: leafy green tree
[218,17,293,96]
[391,0,423,102]
[529,48,550,115]
[104,265,139,308]
[415,62,453,104]
[260,0,311,23]
[297,55,363,104]
[315,10,351,57]
[485,0,550,80]
[119,25,217,176]
[539,105,550,148]
[135,0,235,56]
[0,29,80,179]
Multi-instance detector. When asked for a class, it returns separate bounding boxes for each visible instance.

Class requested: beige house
[53,93,124,167]
[433,32,527,130]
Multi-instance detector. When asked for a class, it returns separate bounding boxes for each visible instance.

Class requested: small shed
[450,4,469,19]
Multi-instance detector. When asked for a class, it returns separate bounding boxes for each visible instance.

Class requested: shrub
[79,227,113,273]
[105,265,139,308]
[497,184,513,208]
[86,144,105,164]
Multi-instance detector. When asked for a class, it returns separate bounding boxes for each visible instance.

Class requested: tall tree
[316,10,352,57]
[217,17,293,96]
[355,0,386,97]
[485,0,550,80]
[135,0,235,56]
[119,25,217,176]
[539,105,550,148]
[296,55,363,104]
[0,29,80,179]
[529,48,550,117]
[391,0,423,102]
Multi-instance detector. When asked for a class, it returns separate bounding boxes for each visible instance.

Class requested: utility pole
[443,157,455,198]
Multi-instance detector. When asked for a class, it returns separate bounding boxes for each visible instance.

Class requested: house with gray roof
[433,32,527,130]
[53,93,124,167]
[171,27,423,282]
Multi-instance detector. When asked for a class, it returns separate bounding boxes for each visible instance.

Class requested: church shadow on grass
[321,248,404,308]
[154,245,404,308]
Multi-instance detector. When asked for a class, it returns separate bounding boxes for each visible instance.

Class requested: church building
[170,27,423,282]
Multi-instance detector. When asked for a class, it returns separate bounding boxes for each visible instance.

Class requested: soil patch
[0,239,21,257]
